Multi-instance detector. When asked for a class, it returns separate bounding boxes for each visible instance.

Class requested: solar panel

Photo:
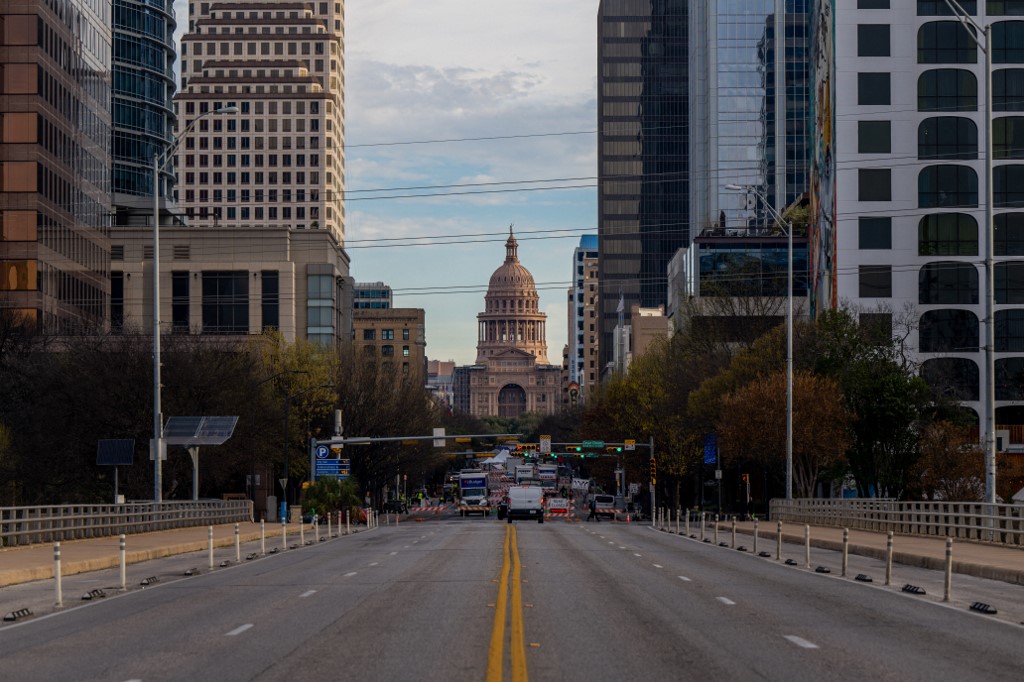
[164,416,239,446]
[97,439,135,466]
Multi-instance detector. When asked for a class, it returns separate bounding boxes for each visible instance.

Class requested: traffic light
[565,446,582,455]
[741,473,749,483]
[649,457,657,484]
[606,446,622,453]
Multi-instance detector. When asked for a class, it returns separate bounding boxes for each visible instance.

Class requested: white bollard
[282,519,287,550]
[700,512,706,542]
[731,516,737,548]
[346,510,350,535]
[776,520,782,560]
[208,526,214,569]
[685,508,690,537]
[260,519,266,555]
[714,514,719,545]
[54,542,62,607]
[327,514,332,536]
[300,521,305,546]
[753,518,759,555]
[235,524,240,562]
[842,528,849,577]
[885,531,894,586]
[944,537,953,602]
[676,508,680,535]
[315,517,320,542]
[804,524,810,568]
[119,534,126,591]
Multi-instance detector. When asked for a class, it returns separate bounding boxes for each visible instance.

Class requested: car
[506,485,544,523]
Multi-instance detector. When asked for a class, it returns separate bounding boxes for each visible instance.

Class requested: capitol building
[455,228,561,418]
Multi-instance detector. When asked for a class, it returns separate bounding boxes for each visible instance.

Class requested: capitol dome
[475,226,549,364]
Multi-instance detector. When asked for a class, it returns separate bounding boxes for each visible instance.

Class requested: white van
[506,486,544,523]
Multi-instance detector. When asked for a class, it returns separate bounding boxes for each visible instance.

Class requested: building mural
[809,0,836,317]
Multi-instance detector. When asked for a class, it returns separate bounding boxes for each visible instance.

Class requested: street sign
[315,445,330,459]
[624,439,636,451]
[715,469,723,480]
[455,437,472,443]
[279,477,288,491]
[433,427,446,447]
[629,483,640,495]
[539,435,551,454]
[582,440,604,450]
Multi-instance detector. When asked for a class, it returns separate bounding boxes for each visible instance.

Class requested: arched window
[921,357,979,401]
[996,358,1024,400]
[995,261,1024,303]
[919,213,978,255]
[918,117,978,159]
[919,261,979,304]
[993,21,1024,63]
[381,344,394,357]
[994,165,1024,207]
[994,116,1024,158]
[919,69,977,112]
[918,22,978,64]
[996,309,1024,351]
[918,165,978,207]
[994,213,1024,254]
[993,68,1024,111]
[919,309,979,352]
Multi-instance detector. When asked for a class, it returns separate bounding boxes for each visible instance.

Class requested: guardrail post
[260,519,266,555]
[776,520,782,560]
[120,534,126,590]
[208,526,214,569]
[944,537,953,602]
[754,518,759,554]
[885,531,894,586]
[804,524,810,568]
[842,528,849,577]
[235,524,240,562]
[54,541,62,607]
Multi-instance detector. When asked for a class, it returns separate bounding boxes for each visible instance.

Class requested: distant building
[567,235,599,404]
[352,308,426,384]
[609,304,669,377]
[427,359,456,408]
[354,282,393,309]
[459,229,560,418]
[1,0,113,333]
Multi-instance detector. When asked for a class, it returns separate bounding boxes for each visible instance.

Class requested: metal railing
[770,499,1024,547]
[0,501,254,547]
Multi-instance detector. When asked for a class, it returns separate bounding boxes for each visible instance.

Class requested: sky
[173,1,599,365]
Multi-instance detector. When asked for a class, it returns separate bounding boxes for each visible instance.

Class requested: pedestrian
[587,498,599,522]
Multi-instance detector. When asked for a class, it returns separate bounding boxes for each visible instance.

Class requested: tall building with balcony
[597,1,690,371]
[0,0,113,333]
[826,1,1024,433]
[566,235,599,404]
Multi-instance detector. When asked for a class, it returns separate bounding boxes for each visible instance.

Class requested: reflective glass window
[919,309,979,352]
[995,309,1024,351]
[919,261,979,303]
[995,358,1024,399]
[917,22,978,64]
[989,1,1024,15]
[993,22,1024,63]
[995,261,1024,302]
[918,69,977,111]
[859,120,891,153]
[995,165,1024,207]
[918,117,978,159]
[919,213,978,255]
[859,265,892,297]
[919,0,976,12]
[921,358,979,401]
[994,117,1024,158]
[859,169,892,201]
[201,271,249,334]
[858,72,891,105]
[918,165,978,207]
[859,217,892,249]
[858,25,890,57]
[994,212,1024,254]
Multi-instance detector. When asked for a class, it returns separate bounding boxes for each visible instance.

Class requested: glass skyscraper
[597,0,690,371]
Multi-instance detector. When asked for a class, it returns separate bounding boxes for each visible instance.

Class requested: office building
[825,1,1024,426]
[597,1,690,370]
[566,235,599,402]
[174,0,346,239]
[353,281,392,309]
[352,307,426,384]
[0,0,113,333]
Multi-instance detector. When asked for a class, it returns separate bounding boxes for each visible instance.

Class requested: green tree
[912,421,985,501]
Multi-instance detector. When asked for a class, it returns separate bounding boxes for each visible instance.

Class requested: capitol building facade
[457,228,561,419]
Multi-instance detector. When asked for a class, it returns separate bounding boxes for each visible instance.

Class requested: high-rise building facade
[597,1,690,371]
[0,0,113,333]
[111,0,176,216]
[566,235,599,403]
[174,0,345,239]
[353,281,392,309]
[828,1,1024,428]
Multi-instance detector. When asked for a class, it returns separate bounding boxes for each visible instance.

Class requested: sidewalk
[671,519,1024,586]
[0,520,342,588]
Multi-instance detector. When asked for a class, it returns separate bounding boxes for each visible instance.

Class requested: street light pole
[725,184,794,499]
[151,106,237,503]
[943,0,996,505]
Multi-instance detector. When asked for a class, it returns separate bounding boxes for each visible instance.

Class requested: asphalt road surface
[1,515,1021,681]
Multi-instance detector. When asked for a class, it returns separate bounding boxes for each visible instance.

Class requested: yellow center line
[486,525,512,682]
[509,525,528,682]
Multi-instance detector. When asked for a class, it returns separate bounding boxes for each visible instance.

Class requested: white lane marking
[412,541,419,544]
[403,545,410,548]
[369,562,379,567]
[300,590,317,598]
[678,576,692,582]
[389,551,398,556]
[225,624,253,636]
[633,553,643,557]
[344,571,357,577]
[652,564,663,569]
[716,597,736,606]
[608,541,615,545]
[619,546,627,550]
[784,635,819,649]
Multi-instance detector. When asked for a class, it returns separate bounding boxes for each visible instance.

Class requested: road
[1,514,1021,681]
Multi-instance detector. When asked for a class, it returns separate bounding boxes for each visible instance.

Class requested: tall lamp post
[726,184,794,499]
[151,106,237,503]
[943,0,997,506]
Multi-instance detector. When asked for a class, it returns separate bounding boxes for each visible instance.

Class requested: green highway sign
[581,440,605,450]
